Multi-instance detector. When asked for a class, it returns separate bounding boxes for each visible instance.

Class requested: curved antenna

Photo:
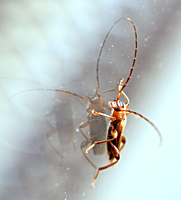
[95,17,124,96]
[123,109,162,146]
[100,85,119,95]
[117,18,138,100]
[9,88,91,101]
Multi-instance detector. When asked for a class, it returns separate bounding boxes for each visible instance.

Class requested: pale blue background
[0,0,180,200]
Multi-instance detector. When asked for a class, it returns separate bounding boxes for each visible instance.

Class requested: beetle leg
[85,137,114,154]
[119,135,126,152]
[91,142,120,188]
[85,123,117,154]
[92,110,116,121]
[80,139,97,169]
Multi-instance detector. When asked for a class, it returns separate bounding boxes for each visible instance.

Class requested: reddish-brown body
[107,118,126,162]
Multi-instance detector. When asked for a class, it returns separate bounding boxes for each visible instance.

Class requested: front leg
[92,110,116,121]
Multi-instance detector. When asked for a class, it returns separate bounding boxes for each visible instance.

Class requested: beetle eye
[118,101,124,108]
[115,108,121,111]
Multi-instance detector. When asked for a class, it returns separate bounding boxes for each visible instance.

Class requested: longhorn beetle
[85,18,162,188]
[10,17,135,168]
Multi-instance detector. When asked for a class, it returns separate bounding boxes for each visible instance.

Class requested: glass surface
[0,0,180,200]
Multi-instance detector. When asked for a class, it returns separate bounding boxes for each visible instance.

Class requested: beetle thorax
[108,100,127,121]
[88,95,105,112]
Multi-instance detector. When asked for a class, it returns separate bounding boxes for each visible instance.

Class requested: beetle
[85,18,162,188]
[10,17,134,168]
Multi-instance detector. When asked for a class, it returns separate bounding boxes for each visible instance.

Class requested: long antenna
[9,88,91,100]
[117,18,138,100]
[124,109,162,146]
[95,17,124,95]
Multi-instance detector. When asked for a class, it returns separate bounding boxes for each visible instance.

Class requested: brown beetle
[85,18,162,188]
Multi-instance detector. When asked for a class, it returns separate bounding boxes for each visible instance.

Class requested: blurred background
[0,0,180,200]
